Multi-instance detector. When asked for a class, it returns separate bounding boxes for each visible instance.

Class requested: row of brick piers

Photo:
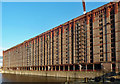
[6,64,101,71]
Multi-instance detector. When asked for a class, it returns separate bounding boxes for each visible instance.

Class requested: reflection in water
[1,73,66,83]
[1,73,120,84]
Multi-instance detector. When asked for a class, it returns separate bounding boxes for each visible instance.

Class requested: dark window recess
[111,38,115,42]
[111,48,115,52]
[99,19,103,22]
[90,43,93,46]
[111,34,115,38]
[110,15,114,19]
[90,52,93,55]
[90,39,93,42]
[100,37,102,39]
[110,10,114,14]
[100,54,103,57]
[99,23,103,26]
[111,52,115,57]
[111,29,115,33]
[100,59,103,61]
[111,43,115,47]
[111,20,114,23]
[110,7,116,62]
[100,32,103,35]
[90,47,92,50]
[100,50,103,52]
[112,58,116,61]
[100,45,103,48]
[99,27,103,30]
[99,15,102,18]
[89,17,93,63]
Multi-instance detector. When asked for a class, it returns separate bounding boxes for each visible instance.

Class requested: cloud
[0,51,2,55]
[0,50,2,56]
[0,47,7,50]
[0,52,2,56]
[0,63,3,66]
[0,59,2,62]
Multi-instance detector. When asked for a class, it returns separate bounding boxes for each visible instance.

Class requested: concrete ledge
[3,70,103,78]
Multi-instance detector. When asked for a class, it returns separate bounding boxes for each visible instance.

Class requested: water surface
[1,73,120,84]
[1,73,66,84]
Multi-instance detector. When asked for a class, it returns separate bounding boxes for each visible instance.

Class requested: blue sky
[2,2,108,50]
[0,2,110,66]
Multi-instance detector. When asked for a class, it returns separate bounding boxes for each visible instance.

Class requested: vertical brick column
[63,65,65,71]
[31,41,33,67]
[59,65,60,71]
[68,65,70,71]
[39,36,41,67]
[3,51,4,69]
[115,2,119,73]
[45,35,47,66]
[111,64,112,72]
[106,7,111,62]
[86,15,90,63]
[79,64,82,71]
[27,42,29,67]
[73,65,75,71]
[36,37,39,67]
[59,27,62,65]
[50,31,53,66]
[43,35,45,66]
[51,66,53,71]
[86,64,87,71]
[33,39,36,67]
[62,25,64,64]
[73,19,76,64]
[42,66,43,71]
[69,21,72,64]
[115,3,118,14]
[53,30,56,65]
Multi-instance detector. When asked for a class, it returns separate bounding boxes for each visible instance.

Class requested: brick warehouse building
[3,2,120,72]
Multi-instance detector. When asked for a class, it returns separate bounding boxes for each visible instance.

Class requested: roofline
[3,1,119,53]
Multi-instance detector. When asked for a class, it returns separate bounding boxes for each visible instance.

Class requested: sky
[1,2,109,66]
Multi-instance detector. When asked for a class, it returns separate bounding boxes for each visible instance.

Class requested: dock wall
[2,70,103,79]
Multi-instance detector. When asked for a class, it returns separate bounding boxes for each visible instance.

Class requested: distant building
[3,2,120,72]
[0,56,3,67]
